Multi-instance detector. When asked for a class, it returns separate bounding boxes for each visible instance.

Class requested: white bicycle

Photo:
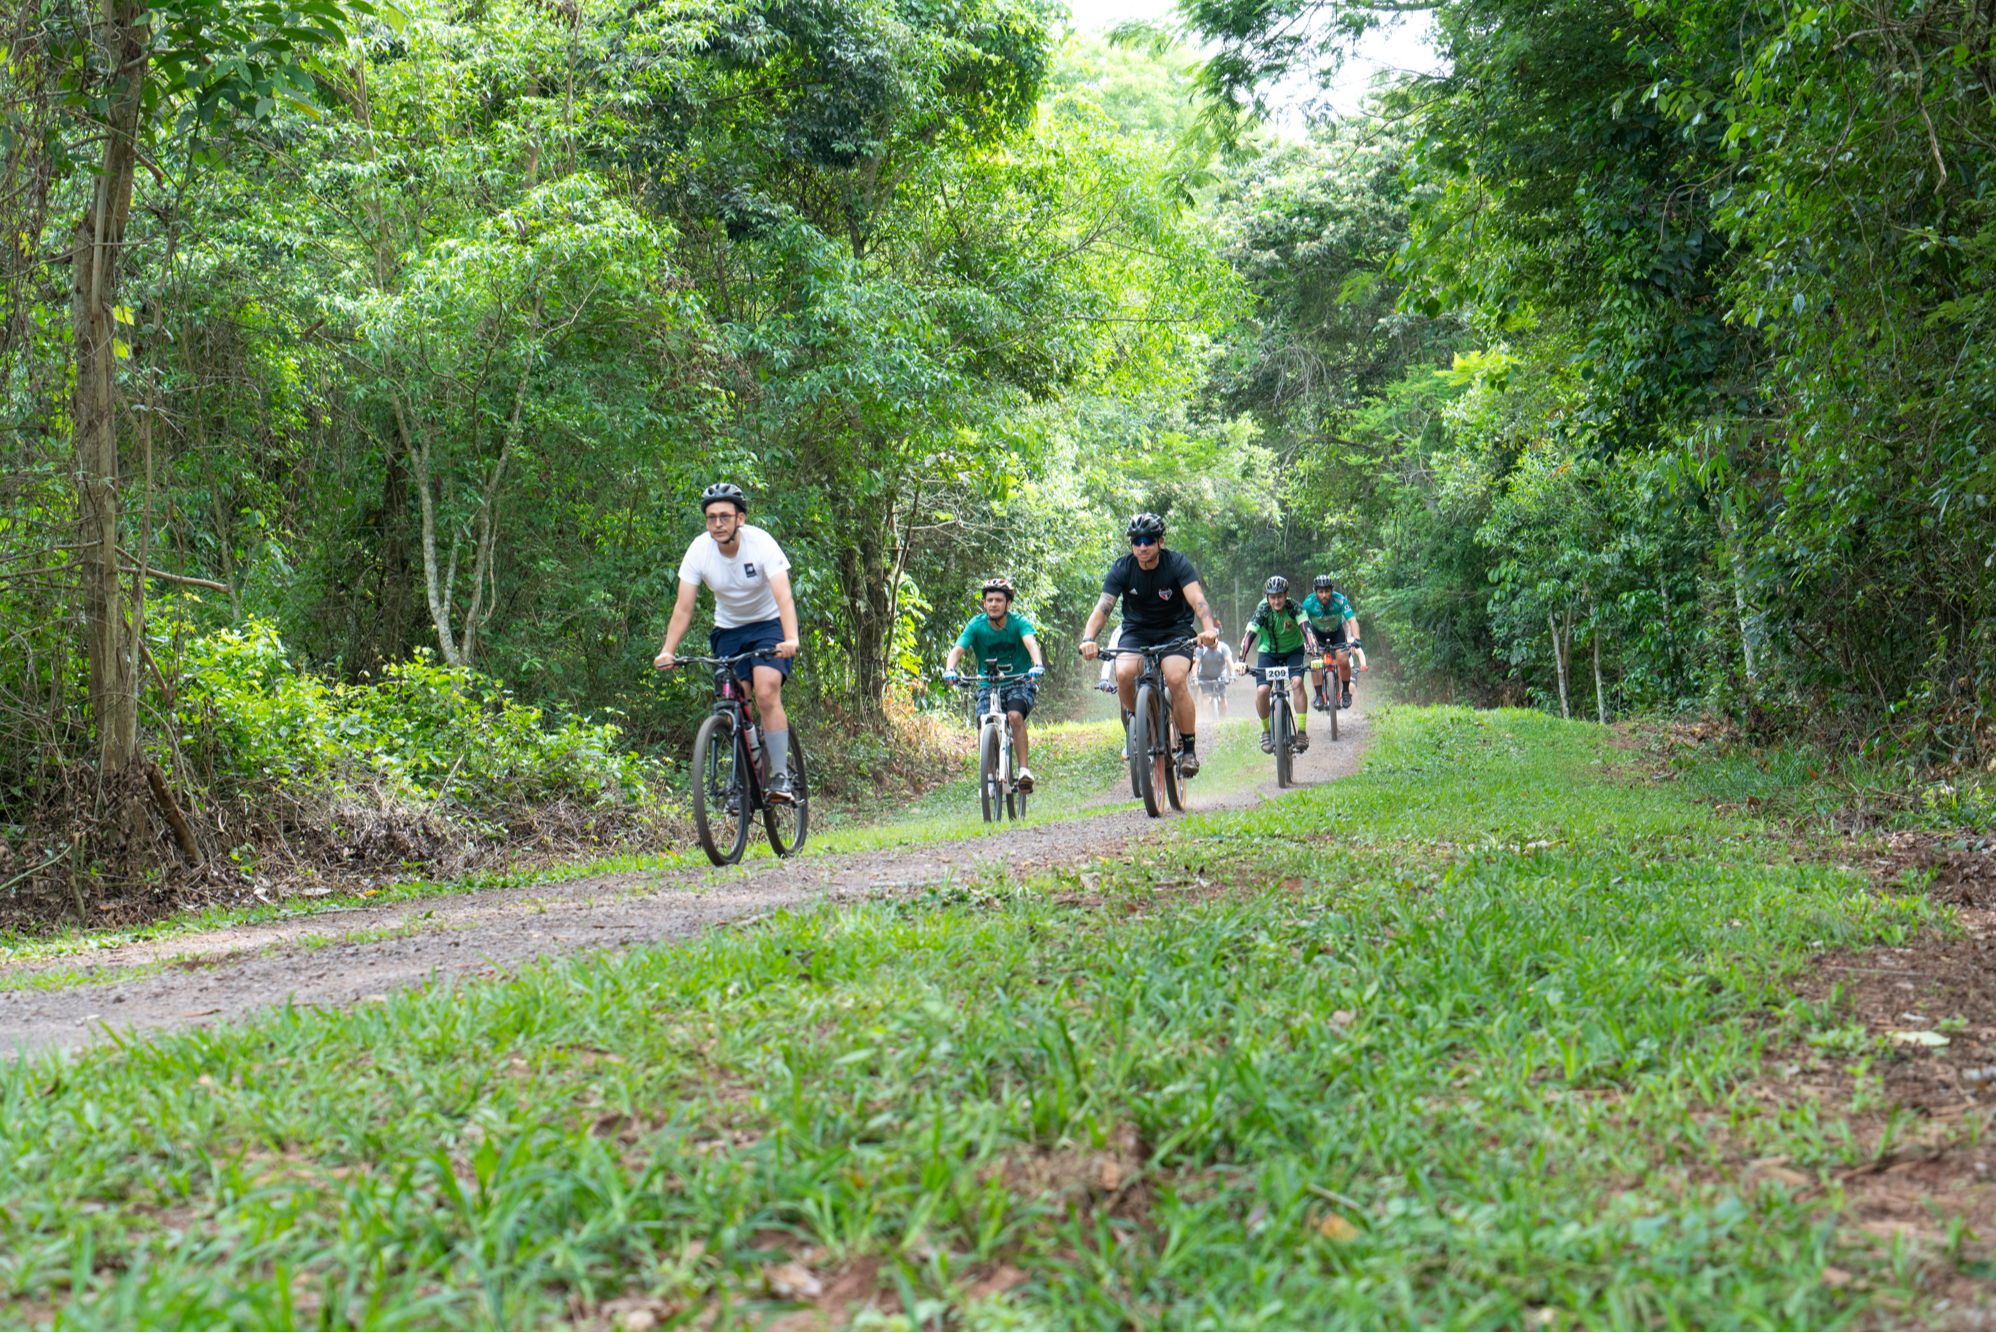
[956,663,1028,822]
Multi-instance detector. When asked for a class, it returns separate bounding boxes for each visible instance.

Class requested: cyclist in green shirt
[1302,575,1362,711]
[942,577,1045,792]
[1239,576,1319,754]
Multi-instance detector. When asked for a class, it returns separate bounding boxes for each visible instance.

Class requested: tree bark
[456,351,533,669]
[71,0,151,775]
[1549,610,1570,720]
[837,524,894,723]
[1720,513,1758,688]
[1590,593,1607,725]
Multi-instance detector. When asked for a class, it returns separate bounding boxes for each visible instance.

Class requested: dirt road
[0,694,1372,1055]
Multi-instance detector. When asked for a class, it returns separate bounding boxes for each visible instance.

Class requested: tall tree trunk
[375,438,413,666]
[71,0,150,775]
[837,527,893,724]
[1590,592,1607,725]
[1720,513,1758,688]
[1549,610,1570,720]
[393,394,467,667]
[456,352,533,669]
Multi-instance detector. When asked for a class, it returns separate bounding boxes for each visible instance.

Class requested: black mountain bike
[1253,654,1325,787]
[1093,637,1199,818]
[670,651,809,866]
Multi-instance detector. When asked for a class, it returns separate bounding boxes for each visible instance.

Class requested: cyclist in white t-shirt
[654,483,803,804]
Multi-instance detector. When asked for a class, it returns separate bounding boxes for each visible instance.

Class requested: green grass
[0,706,1954,1329]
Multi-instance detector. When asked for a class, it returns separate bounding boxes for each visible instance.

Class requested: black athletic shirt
[1103,548,1200,632]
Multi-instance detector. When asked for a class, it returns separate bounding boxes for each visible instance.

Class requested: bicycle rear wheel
[763,734,809,856]
[1274,696,1293,788]
[692,714,752,866]
[1133,683,1163,817]
[1125,705,1145,801]
[979,724,1002,823]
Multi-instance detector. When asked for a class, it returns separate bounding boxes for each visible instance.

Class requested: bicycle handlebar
[1077,636,1202,658]
[663,650,783,669]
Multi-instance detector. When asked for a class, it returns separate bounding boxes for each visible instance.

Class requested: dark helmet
[1127,512,1166,541]
[700,482,747,513]
[1313,574,1335,590]
[1265,576,1289,595]
[980,576,1015,601]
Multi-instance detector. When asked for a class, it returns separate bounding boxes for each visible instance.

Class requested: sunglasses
[1130,536,1158,547]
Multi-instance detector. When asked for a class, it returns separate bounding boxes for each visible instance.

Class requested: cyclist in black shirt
[1078,512,1221,776]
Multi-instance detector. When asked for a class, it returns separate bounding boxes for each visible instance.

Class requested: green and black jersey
[1247,598,1312,654]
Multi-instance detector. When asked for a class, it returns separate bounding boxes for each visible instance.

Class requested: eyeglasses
[1130,536,1158,547]
[704,512,738,526]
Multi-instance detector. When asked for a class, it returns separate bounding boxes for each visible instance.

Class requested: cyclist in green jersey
[1239,576,1319,754]
[942,577,1045,792]
[1302,575,1363,711]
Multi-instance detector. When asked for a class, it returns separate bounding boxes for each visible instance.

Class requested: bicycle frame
[669,649,809,864]
[957,663,1026,821]
[697,653,770,795]
[1098,637,1198,817]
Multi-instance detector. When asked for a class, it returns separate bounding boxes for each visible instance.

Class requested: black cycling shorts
[1255,648,1308,678]
[1114,623,1197,664]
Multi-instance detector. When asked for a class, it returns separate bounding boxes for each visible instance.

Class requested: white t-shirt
[678,524,792,629]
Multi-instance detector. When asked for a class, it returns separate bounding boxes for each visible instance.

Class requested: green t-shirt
[1249,598,1310,654]
[1302,590,1354,634]
[956,610,1037,676]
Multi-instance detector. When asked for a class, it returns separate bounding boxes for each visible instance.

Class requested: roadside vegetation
[7,0,1992,935]
[5,706,1975,1329]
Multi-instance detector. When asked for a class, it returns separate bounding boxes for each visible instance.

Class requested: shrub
[172,620,661,814]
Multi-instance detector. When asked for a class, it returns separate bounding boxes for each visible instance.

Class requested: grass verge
[0,705,1959,1329]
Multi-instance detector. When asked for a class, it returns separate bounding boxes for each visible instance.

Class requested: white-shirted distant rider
[653,483,802,804]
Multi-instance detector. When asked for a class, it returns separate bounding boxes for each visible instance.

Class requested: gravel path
[0,696,1372,1056]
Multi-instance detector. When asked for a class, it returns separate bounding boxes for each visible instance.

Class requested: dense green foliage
[0,0,1265,901]
[1185,0,1996,768]
[6,0,1992,912]
[0,708,1939,1327]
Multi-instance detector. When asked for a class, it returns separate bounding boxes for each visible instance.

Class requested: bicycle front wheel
[980,724,1002,823]
[1274,696,1293,788]
[1006,728,1027,820]
[763,733,809,856]
[1160,688,1183,812]
[692,713,752,866]
[1329,684,1339,742]
[1132,683,1163,818]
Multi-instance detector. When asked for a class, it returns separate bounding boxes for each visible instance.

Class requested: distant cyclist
[1094,624,1123,693]
[942,577,1045,793]
[1241,576,1317,753]
[1302,574,1363,710]
[1193,621,1234,717]
[654,483,802,804]
[1078,512,1220,776]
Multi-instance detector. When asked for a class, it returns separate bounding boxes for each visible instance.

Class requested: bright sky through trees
[1059,0,1444,120]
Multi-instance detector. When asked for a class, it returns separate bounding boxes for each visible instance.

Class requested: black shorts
[1254,648,1307,680]
[1115,623,1197,664]
[1198,676,1228,695]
